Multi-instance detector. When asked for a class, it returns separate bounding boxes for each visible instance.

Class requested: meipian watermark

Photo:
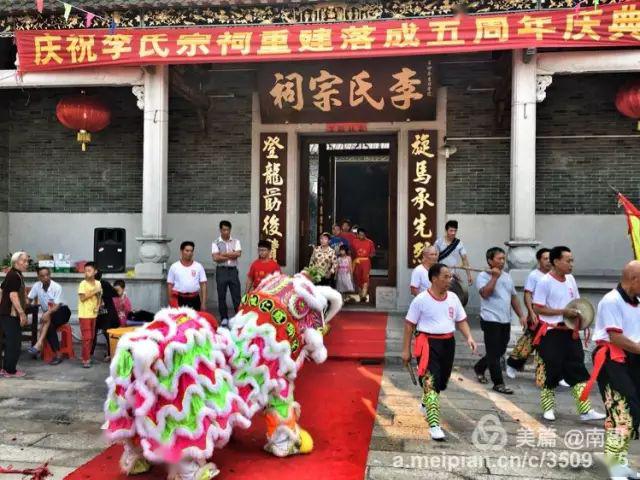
[392,414,597,471]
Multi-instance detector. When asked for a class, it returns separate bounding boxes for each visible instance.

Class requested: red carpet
[324,310,388,360]
[66,312,386,480]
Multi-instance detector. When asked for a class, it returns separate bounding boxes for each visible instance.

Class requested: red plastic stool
[42,324,75,362]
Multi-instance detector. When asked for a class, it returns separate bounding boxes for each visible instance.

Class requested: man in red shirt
[246,240,281,292]
[351,228,375,302]
[339,219,357,246]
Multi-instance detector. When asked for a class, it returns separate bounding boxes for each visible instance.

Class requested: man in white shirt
[506,248,551,379]
[167,241,208,311]
[434,219,472,286]
[25,267,71,365]
[581,261,640,479]
[402,263,477,441]
[473,247,526,395]
[533,246,604,422]
[211,220,242,327]
[410,245,438,296]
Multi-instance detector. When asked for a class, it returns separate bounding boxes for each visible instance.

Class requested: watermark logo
[471,414,508,451]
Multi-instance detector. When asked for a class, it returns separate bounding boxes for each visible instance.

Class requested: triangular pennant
[617,193,640,260]
[108,19,117,34]
[63,2,72,20]
[85,12,95,28]
[35,0,44,13]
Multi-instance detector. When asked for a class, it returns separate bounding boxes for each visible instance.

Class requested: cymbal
[563,298,595,330]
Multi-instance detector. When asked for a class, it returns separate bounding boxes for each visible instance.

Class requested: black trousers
[45,305,71,352]
[475,320,511,386]
[595,349,640,438]
[177,294,201,310]
[216,267,241,320]
[0,315,21,374]
[418,336,456,393]
[538,328,589,389]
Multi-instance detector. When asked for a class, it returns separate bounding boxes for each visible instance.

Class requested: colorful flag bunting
[63,2,72,20]
[85,12,95,27]
[618,193,640,260]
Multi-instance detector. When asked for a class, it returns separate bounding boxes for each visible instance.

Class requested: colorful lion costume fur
[103,272,343,479]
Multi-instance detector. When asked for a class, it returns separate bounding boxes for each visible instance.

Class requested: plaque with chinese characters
[259,133,288,266]
[258,58,436,124]
[408,130,438,268]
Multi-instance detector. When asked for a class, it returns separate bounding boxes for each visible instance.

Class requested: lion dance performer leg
[103,272,342,480]
[580,261,640,479]
[401,264,476,441]
[531,246,604,422]
[506,249,550,380]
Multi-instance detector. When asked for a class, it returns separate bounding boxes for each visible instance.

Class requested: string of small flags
[35,0,117,31]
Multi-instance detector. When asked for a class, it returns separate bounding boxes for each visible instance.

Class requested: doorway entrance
[298,134,397,304]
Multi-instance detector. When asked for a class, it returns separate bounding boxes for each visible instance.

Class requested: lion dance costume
[103,272,342,479]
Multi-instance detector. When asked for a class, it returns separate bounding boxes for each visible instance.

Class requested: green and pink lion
[103,271,342,480]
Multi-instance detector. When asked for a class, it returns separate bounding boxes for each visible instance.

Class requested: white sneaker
[581,409,606,422]
[609,461,638,479]
[429,426,446,441]
[543,410,556,421]
[506,365,517,380]
[559,379,570,387]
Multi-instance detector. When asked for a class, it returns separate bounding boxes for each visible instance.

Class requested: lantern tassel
[77,129,91,151]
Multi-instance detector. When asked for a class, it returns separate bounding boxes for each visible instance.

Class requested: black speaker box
[94,228,126,273]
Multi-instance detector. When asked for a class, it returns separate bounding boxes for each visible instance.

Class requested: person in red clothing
[351,228,376,302]
[246,240,281,292]
[339,219,357,246]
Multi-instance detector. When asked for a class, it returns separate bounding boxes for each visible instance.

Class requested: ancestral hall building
[1,0,640,313]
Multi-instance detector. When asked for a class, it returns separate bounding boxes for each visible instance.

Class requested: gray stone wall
[2,70,253,214]
[0,91,8,212]
[444,52,640,215]
[167,71,253,214]
[443,53,511,214]
[5,87,143,213]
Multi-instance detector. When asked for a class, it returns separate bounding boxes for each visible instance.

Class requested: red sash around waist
[413,332,454,377]
[169,290,200,308]
[532,320,580,346]
[580,341,626,402]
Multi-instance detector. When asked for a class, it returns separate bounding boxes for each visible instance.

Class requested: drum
[449,275,469,306]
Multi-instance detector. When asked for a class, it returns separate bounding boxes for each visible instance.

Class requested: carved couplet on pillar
[259,132,288,266]
[407,130,438,268]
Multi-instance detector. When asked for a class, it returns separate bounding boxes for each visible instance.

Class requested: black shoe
[493,384,514,395]
[48,357,63,366]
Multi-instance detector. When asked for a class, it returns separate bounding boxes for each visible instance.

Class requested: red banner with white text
[15,2,640,72]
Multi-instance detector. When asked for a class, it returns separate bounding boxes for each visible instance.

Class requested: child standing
[246,240,281,293]
[335,245,354,298]
[113,279,132,327]
[78,262,102,368]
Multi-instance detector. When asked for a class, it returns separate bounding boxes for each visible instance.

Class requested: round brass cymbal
[563,298,595,330]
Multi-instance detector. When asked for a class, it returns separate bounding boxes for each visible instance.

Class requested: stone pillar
[135,65,171,276]
[506,50,539,271]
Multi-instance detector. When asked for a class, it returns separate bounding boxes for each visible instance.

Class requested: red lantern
[615,81,640,131]
[56,92,111,151]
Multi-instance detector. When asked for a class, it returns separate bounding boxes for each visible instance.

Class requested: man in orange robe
[351,228,375,302]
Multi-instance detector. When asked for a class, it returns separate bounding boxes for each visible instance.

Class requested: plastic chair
[42,323,75,362]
